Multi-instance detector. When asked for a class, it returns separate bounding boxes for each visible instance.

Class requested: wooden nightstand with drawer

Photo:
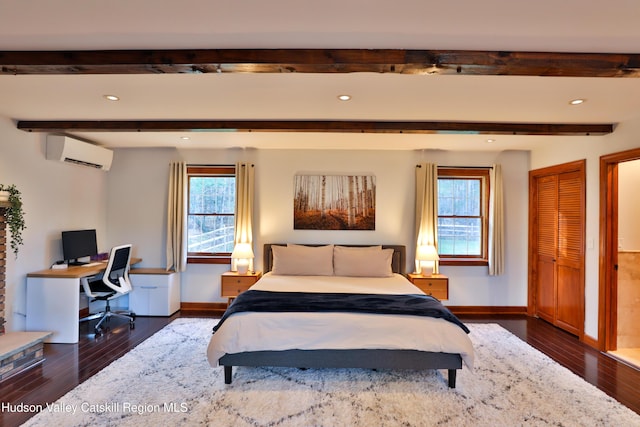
[407,273,449,300]
[221,271,262,304]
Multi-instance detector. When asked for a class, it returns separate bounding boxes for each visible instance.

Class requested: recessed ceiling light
[103,94,120,101]
[337,94,352,101]
[486,139,496,143]
[569,98,585,105]
[180,136,190,141]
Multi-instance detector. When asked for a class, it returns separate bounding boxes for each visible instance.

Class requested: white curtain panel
[233,162,255,272]
[166,162,187,272]
[415,163,439,274]
[488,164,505,276]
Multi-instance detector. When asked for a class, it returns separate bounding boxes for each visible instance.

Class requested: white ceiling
[2,0,640,151]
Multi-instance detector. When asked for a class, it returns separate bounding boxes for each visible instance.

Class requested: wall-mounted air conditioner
[46,135,113,171]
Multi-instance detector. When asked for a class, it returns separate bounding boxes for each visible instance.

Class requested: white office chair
[79,244,136,335]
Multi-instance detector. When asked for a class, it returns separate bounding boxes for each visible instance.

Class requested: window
[437,168,490,265]
[187,166,235,263]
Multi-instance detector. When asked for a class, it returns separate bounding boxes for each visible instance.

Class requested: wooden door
[555,171,584,335]
[599,148,640,351]
[536,175,558,323]
[529,161,585,338]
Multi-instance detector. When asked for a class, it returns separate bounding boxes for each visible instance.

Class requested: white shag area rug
[22,319,640,427]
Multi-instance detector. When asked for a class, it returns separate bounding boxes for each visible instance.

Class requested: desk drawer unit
[407,274,449,300]
[129,269,180,316]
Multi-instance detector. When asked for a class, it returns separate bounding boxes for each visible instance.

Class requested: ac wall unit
[46,135,113,171]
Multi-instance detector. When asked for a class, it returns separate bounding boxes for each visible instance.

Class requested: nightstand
[407,273,449,300]
[221,271,262,304]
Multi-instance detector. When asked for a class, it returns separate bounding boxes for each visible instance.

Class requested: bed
[207,244,474,388]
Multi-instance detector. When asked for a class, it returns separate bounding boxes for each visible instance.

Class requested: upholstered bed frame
[263,243,407,275]
[218,244,463,387]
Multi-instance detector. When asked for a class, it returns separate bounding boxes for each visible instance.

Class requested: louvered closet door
[555,171,584,335]
[533,169,584,336]
[536,175,558,324]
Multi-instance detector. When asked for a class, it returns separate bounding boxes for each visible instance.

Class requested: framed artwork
[294,174,376,230]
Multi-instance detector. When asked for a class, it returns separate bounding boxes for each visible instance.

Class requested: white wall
[3,111,629,343]
[107,147,530,306]
[530,115,640,340]
[0,118,109,332]
[423,150,530,306]
[105,148,179,261]
[2,108,637,341]
[618,160,640,251]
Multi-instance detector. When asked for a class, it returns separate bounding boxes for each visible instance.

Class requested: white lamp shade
[416,244,439,276]
[416,245,439,261]
[232,243,254,274]
[231,243,254,260]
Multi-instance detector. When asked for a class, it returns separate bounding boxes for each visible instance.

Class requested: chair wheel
[94,328,103,336]
[129,321,135,329]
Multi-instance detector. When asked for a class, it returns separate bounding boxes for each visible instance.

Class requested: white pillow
[333,246,394,277]
[334,245,382,251]
[271,244,334,275]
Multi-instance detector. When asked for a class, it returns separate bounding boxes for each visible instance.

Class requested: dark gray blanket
[212,290,470,334]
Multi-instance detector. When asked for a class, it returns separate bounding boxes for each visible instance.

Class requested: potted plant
[0,184,26,257]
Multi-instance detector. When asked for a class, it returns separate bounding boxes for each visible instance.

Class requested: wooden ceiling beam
[16,120,613,136]
[1,49,639,77]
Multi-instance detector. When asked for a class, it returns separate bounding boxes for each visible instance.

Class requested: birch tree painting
[294,175,376,230]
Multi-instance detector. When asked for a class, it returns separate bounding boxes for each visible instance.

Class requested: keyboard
[81,262,103,267]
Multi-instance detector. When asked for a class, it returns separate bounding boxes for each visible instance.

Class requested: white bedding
[206,273,474,368]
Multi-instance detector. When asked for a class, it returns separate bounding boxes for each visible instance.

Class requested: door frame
[599,147,640,351]
[528,159,586,339]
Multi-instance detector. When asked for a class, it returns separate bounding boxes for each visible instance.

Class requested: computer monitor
[61,229,98,265]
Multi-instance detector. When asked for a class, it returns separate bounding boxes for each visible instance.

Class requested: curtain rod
[188,163,254,167]
[416,165,493,169]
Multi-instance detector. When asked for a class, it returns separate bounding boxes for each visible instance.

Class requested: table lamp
[231,243,254,274]
[416,244,439,276]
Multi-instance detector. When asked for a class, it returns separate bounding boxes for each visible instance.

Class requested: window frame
[437,167,490,266]
[186,165,236,265]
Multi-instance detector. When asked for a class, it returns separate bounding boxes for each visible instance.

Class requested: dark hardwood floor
[2,314,639,426]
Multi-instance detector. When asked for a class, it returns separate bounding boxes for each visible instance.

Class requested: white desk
[26,259,141,344]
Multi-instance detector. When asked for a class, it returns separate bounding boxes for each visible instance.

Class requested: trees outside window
[187,166,235,262]
[437,168,489,265]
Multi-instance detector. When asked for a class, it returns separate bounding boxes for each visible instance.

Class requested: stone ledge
[0,331,52,382]
[0,331,51,361]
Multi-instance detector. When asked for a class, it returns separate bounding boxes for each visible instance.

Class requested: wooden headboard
[263,244,406,275]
